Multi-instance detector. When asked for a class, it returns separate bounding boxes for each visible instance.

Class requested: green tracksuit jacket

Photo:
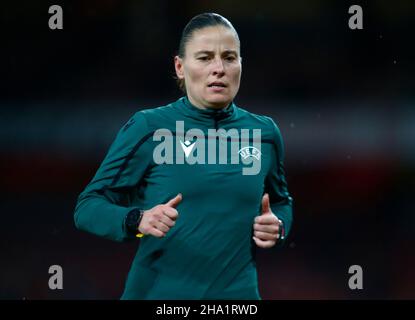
[74,96,293,300]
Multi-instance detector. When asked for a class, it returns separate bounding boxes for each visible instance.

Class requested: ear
[174,56,185,79]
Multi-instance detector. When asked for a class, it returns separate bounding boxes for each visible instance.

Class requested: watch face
[126,210,141,232]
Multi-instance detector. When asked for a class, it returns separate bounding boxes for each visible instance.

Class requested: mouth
[207,82,227,88]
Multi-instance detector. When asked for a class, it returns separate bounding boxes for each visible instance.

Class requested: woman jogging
[74,12,293,300]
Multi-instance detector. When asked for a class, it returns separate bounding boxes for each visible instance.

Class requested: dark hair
[175,13,240,93]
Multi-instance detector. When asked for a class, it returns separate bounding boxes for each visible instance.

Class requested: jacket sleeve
[74,112,153,242]
[264,118,294,242]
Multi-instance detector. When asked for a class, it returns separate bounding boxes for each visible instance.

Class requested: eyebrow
[194,50,238,56]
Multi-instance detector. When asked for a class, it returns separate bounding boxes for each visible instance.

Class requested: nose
[212,57,225,76]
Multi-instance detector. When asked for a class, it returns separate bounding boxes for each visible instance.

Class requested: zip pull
[213,112,227,130]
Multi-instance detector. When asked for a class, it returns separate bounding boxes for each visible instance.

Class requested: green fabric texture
[74,96,293,299]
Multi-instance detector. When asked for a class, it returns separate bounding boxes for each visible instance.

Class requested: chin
[206,96,232,108]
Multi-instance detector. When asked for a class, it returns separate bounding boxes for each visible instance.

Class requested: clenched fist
[138,193,182,238]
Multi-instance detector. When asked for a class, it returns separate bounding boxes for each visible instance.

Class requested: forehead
[186,26,240,53]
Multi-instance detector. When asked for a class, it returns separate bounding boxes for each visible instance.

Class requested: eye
[225,56,236,62]
[197,56,209,61]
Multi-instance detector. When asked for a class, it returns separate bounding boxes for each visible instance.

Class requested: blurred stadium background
[1,0,414,299]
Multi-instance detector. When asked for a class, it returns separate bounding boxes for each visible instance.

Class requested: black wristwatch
[125,208,145,236]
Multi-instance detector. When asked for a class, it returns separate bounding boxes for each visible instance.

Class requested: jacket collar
[180,95,236,122]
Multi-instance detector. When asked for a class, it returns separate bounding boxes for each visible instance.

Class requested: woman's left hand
[253,193,282,248]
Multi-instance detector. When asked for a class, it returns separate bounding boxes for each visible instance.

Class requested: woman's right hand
[138,193,182,238]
